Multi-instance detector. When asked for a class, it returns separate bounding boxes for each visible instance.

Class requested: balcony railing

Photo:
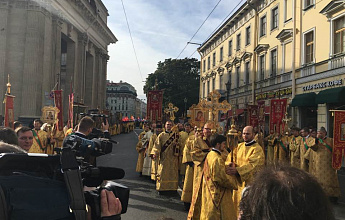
[300,64,315,77]
[329,53,345,69]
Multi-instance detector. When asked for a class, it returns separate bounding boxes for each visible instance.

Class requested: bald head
[243,126,255,143]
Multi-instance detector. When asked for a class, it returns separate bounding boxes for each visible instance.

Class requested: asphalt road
[97,129,188,220]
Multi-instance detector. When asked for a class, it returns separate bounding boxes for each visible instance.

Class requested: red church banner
[4,94,15,128]
[269,99,287,134]
[257,101,265,125]
[333,111,345,170]
[54,90,63,131]
[147,90,163,122]
[248,105,258,128]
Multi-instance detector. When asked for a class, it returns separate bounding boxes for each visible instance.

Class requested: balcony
[300,63,315,77]
[329,53,345,69]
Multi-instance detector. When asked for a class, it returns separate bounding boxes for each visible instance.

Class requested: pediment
[320,1,345,16]
[254,44,270,54]
[276,29,293,41]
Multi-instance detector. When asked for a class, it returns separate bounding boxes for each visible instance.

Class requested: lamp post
[184,97,187,119]
[225,81,231,102]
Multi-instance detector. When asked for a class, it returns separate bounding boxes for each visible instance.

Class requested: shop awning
[316,87,345,104]
[290,92,317,107]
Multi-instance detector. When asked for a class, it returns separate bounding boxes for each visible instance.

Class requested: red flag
[248,105,258,128]
[333,111,345,170]
[269,99,287,134]
[4,94,15,128]
[54,90,63,131]
[68,93,74,129]
[147,90,163,122]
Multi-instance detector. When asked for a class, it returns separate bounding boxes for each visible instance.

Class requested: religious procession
[134,89,344,220]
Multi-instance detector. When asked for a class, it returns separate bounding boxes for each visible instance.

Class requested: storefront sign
[256,88,292,100]
[302,79,343,91]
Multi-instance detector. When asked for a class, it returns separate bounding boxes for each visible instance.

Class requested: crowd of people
[0,117,122,220]
[135,120,340,220]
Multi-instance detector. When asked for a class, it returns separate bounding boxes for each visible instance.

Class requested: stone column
[92,48,101,108]
[0,5,9,117]
[75,32,87,103]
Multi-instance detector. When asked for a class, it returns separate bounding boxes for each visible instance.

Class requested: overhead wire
[120,0,144,82]
[176,0,223,59]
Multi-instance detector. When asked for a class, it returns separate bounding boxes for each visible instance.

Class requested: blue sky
[102,0,243,101]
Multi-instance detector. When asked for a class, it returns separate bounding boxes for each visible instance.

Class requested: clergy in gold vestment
[135,124,149,173]
[200,134,238,220]
[181,129,197,206]
[179,126,190,176]
[142,128,154,176]
[151,121,179,191]
[188,122,214,220]
[299,127,315,172]
[149,124,163,180]
[289,127,302,168]
[265,132,276,165]
[309,127,341,198]
[29,120,49,154]
[225,126,265,218]
[274,134,290,164]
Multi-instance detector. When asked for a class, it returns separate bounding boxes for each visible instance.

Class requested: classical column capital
[78,32,88,45]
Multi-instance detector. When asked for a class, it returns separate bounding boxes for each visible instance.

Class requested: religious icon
[41,106,59,124]
[195,110,205,122]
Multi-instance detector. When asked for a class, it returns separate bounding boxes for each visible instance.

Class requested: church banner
[248,105,258,128]
[333,111,345,170]
[257,101,265,125]
[53,90,63,131]
[4,94,15,128]
[269,99,287,134]
[147,90,163,122]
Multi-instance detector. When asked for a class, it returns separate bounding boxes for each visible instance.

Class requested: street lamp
[184,97,187,119]
[225,81,231,102]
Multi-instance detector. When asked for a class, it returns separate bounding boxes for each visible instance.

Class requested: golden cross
[6,74,11,94]
[164,103,179,121]
[201,91,231,121]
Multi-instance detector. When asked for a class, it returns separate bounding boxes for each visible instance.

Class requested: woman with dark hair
[239,165,335,220]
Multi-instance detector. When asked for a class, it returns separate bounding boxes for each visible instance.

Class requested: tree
[144,58,200,120]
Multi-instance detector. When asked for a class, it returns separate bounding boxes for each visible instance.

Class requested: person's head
[253,126,258,134]
[78,116,95,136]
[13,121,22,130]
[184,123,191,133]
[16,126,33,151]
[177,123,184,132]
[156,123,163,134]
[310,129,317,138]
[210,134,227,152]
[239,165,334,220]
[203,121,214,139]
[33,119,43,130]
[242,126,254,143]
[151,122,156,130]
[301,127,310,137]
[291,127,300,137]
[165,120,173,131]
[144,123,150,132]
[0,127,18,145]
[0,141,26,153]
[317,127,327,139]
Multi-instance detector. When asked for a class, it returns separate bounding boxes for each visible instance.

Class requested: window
[245,62,250,84]
[228,71,232,90]
[213,52,216,66]
[220,74,223,90]
[259,55,265,80]
[236,66,240,88]
[260,15,267,37]
[203,82,205,98]
[207,80,210,95]
[237,34,241,51]
[304,0,314,9]
[208,57,210,70]
[305,31,314,64]
[271,7,278,30]
[334,16,345,54]
[212,78,215,91]
[228,40,233,56]
[246,26,251,45]
[271,49,277,77]
[203,60,206,72]
[220,47,223,62]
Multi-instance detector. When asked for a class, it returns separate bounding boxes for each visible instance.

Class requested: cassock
[273,135,290,163]
[178,131,190,175]
[29,129,49,154]
[181,134,196,203]
[309,137,341,197]
[188,137,212,220]
[265,133,275,165]
[142,130,154,176]
[200,149,238,220]
[289,135,302,168]
[225,140,265,217]
[151,131,179,191]
[135,131,146,173]
[300,136,315,172]
[148,133,159,180]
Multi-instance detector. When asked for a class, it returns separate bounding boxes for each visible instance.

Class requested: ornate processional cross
[201,91,231,121]
[164,103,179,121]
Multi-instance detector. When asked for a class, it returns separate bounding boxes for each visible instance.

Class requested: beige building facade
[0,0,117,124]
[199,0,345,134]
